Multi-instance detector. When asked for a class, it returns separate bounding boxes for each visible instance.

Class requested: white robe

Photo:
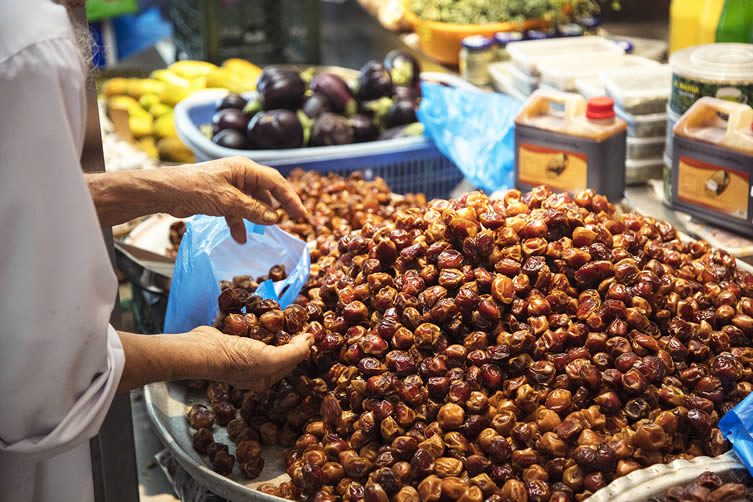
[0,1,126,500]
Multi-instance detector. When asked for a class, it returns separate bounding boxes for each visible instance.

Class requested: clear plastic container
[602,65,672,115]
[616,108,668,138]
[665,105,681,156]
[627,136,666,160]
[670,43,753,115]
[574,77,605,100]
[626,157,663,185]
[539,55,660,92]
[507,36,624,76]
[509,64,539,96]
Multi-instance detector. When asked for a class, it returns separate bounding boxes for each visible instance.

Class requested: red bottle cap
[586,97,615,120]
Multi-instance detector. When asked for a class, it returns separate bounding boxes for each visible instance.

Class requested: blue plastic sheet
[720,390,753,474]
[418,82,523,193]
[164,215,310,334]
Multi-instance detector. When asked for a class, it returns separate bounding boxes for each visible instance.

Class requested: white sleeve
[0,36,125,460]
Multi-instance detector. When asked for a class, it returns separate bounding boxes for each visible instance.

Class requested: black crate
[170,0,320,65]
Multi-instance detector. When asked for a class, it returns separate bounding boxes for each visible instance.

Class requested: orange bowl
[404,7,544,65]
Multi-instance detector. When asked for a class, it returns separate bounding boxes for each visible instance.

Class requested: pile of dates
[649,470,753,502]
[277,168,425,261]
[190,185,753,502]
[168,169,425,259]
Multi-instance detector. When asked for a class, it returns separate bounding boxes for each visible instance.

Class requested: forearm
[117,331,213,392]
[87,168,183,227]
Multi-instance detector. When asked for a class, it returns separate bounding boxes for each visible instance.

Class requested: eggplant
[256,67,306,111]
[310,113,354,147]
[216,93,248,111]
[384,50,421,87]
[394,84,421,102]
[212,108,250,133]
[246,109,304,149]
[383,99,417,129]
[350,114,379,143]
[356,61,393,101]
[303,92,333,118]
[212,129,248,149]
[310,73,357,116]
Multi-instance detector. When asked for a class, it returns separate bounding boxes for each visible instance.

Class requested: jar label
[676,156,749,220]
[670,74,753,115]
[517,143,588,193]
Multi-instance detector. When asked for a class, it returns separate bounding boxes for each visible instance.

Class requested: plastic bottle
[699,0,725,44]
[716,0,753,43]
[669,0,705,53]
[514,90,627,201]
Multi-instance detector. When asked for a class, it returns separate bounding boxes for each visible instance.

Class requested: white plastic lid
[540,55,659,91]
[508,36,624,75]
[575,77,605,99]
[602,65,672,104]
[615,107,668,125]
[627,135,665,146]
[626,156,664,168]
[670,43,753,83]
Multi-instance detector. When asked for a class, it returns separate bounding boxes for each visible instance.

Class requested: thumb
[267,333,314,367]
[227,187,279,225]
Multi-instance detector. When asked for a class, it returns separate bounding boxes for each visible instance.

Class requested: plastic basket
[175,73,475,199]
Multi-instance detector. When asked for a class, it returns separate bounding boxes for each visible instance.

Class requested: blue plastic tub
[175,73,473,200]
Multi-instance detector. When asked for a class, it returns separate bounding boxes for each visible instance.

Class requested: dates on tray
[186,184,753,500]
[649,470,753,502]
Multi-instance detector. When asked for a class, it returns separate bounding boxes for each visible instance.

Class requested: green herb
[410,0,600,25]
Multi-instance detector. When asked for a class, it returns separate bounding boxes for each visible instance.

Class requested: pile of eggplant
[209,51,424,150]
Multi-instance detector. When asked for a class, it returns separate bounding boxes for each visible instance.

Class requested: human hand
[166,157,307,243]
[193,326,313,391]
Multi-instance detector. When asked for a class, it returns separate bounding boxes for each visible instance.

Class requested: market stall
[15,1,753,501]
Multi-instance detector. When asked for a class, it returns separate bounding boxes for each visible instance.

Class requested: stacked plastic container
[600,65,673,184]
[503,37,660,97]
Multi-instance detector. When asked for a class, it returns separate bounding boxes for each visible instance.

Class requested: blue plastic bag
[164,215,310,334]
[720,390,753,474]
[418,82,523,193]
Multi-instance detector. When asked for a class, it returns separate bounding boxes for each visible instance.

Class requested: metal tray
[146,377,750,502]
[143,220,753,501]
[145,381,289,501]
[589,451,746,502]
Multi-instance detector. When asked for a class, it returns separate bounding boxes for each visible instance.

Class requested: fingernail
[263,210,278,223]
[305,334,314,347]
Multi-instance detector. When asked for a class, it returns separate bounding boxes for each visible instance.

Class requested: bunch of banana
[100,58,262,163]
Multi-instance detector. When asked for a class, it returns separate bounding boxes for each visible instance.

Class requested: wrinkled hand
[193,326,313,391]
[168,157,307,243]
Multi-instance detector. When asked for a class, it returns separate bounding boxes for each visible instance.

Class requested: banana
[129,113,154,138]
[108,95,146,116]
[169,60,218,80]
[126,79,165,99]
[206,68,256,95]
[150,69,192,88]
[159,84,195,106]
[157,137,195,163]
[222,58,262,84]
[139,94,160,112]
[102,77,129,97]
[136,137,159,160]
[154,112,177,139]
[149,103,173,118]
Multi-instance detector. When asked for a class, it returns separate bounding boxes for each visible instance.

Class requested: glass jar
[459,35,495,86]
[556,23,584,38]
[494,31,523,62]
